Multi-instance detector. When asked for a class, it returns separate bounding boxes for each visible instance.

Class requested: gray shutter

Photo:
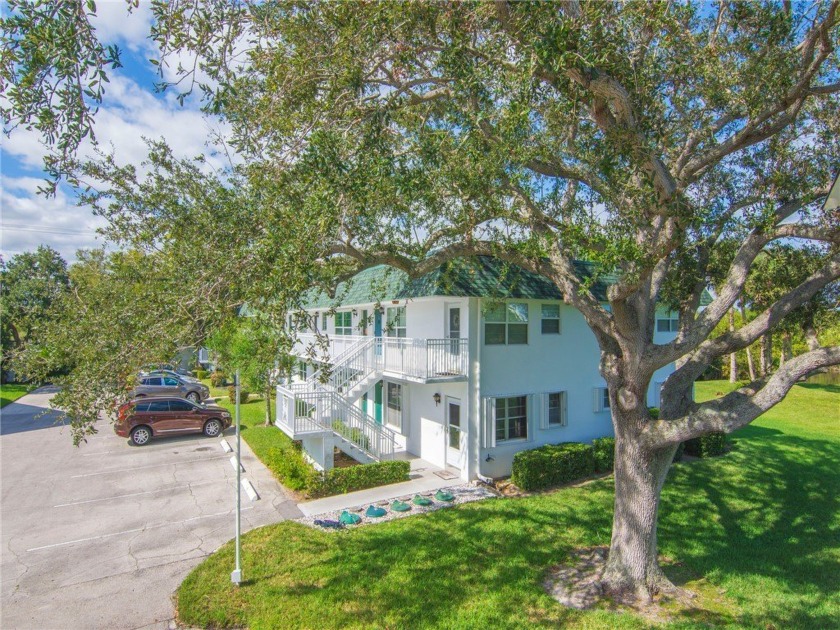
[540,393,549,430]
[483,398,496,448]
[562,391,568,426]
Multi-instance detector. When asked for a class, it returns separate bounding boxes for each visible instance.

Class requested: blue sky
[1,1,231,264]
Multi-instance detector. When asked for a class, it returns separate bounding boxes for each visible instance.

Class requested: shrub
[511,442,595,491]
[227,386,249,404]
[264,444,318,492]
[684,432,727,458]
[308,460,410,498]
[592,437,615,472]
[332,419,370,451]
[194,369,208,380]
[210,371,227,387]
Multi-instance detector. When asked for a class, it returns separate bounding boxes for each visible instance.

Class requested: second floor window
[386,306,406,337]
[485,302,528,345]
[335,312,352,335]
[541,304,561,334]
[656,314,679,332]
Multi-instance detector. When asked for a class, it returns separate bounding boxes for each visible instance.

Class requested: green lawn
[0,384,31,408]
[178,381,840,629]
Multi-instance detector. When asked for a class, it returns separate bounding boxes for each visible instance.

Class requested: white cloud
[89,0,155,55]
[0,176,109,263]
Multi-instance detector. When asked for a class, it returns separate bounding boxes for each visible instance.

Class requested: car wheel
[203,419,222,437]
[130,425,152,446]
[186,391,200,403]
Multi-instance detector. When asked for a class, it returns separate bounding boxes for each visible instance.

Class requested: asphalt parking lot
[1,387,302,630]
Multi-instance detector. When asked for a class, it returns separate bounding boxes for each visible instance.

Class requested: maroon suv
[115,397,232,446]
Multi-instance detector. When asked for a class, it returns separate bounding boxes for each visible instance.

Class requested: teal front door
[374,381,383,424]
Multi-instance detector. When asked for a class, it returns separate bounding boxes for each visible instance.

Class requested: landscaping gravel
[299,483,498,531]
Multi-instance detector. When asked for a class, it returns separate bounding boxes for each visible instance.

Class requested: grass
[0,383,31,408]
[177,380,840,629]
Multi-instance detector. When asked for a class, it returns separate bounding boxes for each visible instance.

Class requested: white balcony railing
[291,332,469,382]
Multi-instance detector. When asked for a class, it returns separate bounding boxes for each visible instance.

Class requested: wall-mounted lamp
[391,299,400,305]
[433,392,441,406]
[485,453,495,462]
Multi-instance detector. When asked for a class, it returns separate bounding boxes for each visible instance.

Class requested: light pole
[231,368,242,585]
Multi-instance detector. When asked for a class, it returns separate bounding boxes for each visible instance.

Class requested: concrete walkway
[298,457,463,516]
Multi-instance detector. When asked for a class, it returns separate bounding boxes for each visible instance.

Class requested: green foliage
[209,370,227,387]
[308,460,410,499]
[592,437,615,472]
[684,432,728,458]
[193,368,208,380]
[512,442,595,491]
[1,246,69,364]
[227,386,250,404]
[263,443,318,493]
[331,419,370,451]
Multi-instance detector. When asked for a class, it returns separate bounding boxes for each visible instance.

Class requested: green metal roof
[301,256,622,309]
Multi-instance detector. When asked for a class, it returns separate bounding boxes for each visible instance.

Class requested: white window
[386,306,406,337]
[335,311,353,335]
[541,304,561,334]
[322,313,329,332]
[656,314,679,332]
[484,302,528,345]
[385,382,403,430]
[495,395,528,442]
[542,391,567,427]
[593,387,610,412]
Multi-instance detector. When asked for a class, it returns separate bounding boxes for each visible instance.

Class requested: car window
[144,377,163,386]
[168,400,194,412]
[134,402,151,412]
[147,401,170,412]
[163,377,180,386]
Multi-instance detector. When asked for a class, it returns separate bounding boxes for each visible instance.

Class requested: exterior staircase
[277,336,397,461]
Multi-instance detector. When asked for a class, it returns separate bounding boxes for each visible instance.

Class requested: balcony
[291,333,469,383]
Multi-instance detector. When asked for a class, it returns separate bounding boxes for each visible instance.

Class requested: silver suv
[131,374,210,403]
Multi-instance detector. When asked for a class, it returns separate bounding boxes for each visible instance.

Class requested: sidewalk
[297,457,463,517]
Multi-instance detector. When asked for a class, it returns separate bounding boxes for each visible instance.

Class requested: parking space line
[53,480,221,507]
[26,506,255,552]
[70,455,229,478]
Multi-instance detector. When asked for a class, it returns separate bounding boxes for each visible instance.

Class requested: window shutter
[527,394,537,441]
[562,391,568,426]
[593,388,602,413]
[483,398,496,448]
[540,393,549,430]
[401,387,409,436]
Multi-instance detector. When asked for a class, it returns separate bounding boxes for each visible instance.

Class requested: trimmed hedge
[308,460,411,498]
[263,443,318,492]
[227,386,250,404]
[592,437,615,472]
[511,442,595,491]
[194,369,208,380]
[684,432,727,458]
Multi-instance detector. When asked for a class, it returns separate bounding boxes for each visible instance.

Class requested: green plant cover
[365,505,387,518]
[339,510,361,525]
[434,490,455,502]
[413,495,433,506]
[511,442,596,491]
[391,500,411,512]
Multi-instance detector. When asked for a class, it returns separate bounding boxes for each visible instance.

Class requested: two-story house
[276,256,683,481]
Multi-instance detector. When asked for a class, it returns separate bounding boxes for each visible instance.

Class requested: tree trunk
[760,333,772,377]
[802,316,821,351]
[779,331,793,367]
[739,304,757,380]
[728,309,738,382]
[601,421,677,601]
[264,386,272,427]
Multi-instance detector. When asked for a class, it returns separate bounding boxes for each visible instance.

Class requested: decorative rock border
[300,483,497,531]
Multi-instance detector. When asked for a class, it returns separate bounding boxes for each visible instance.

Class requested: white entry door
[446,398,463,469]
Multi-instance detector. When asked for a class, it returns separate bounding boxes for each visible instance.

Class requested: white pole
[231,368,242,585]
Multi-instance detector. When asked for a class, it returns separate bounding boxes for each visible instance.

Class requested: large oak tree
[3,0,839,601]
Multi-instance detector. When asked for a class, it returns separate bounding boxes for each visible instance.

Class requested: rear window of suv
[147,401,169,412]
